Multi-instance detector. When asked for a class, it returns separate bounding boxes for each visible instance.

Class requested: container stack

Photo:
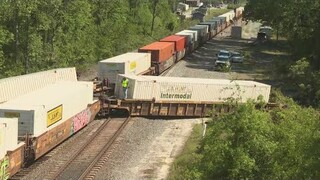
[0,81,93,137]
[98,52,151,84]
[160,35,186,62]
[115,74,271,103]
[138,42,175,75]
[0,68,77,104]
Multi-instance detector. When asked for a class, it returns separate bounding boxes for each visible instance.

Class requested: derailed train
[0,7,248,179]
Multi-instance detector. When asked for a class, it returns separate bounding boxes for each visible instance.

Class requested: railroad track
[45,117,130,180]
[10,117,131,180]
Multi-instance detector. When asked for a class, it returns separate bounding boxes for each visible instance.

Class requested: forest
[0,0,184,78]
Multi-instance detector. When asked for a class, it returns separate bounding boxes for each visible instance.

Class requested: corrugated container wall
[115,74,271,103]
[180,30,197,42]
[0,124,5,159]
[138,42,174,63]
[0,68,77,104]
[175,32,192,45]
[98,53,151,84]
[160,35,186,52]
[0,118,18,151]
[0,81,93,137]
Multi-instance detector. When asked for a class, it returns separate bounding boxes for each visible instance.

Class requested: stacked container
[160,35,186,62]
[213,17,226,30]
[175,31,193,54]
[209,19,222,33]
[178,30,198,50]
[189,25,208,45]
[0,68,77,104]
[98,52,151,85]
[199,21,217,39]
[0,118,19,159]
[138,42,175,75]
[236,7,245,20]
[115,74,271,103]
[0,81,93,137]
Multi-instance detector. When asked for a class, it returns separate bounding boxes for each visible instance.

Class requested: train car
[180,30,198,50]
[0,73,100,179]
[189,26,208,45]
[175,31,193,54]
[214,16,227,30]
[114,74,271,103]
[160,35,186,62]
[236,7,244,20]
[199,21,217,39]
[98,52,152,90]
[138,42,175,75]
[0,68,77,104]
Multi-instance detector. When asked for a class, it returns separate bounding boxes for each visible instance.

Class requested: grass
[205,9,230,21]
[167,124,203,180]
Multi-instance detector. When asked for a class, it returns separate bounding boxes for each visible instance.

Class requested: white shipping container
[98,53,151,84]
[0,118,18,152]
[0,81,93,137]
[0,124,5,159]
[181,30,198,42]
[0,68,77,104]
[115,75,271,103]
[195,25,209,34]
[176,31,194,44]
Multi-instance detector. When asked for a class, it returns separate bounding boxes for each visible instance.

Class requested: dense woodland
[0,0,185,78]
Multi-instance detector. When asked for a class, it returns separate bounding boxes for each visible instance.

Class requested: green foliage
[0,0,179,77]
[170,96,320,179]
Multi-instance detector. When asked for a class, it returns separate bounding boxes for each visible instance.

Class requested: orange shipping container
[160,35,186,52]
[138,42,174,63]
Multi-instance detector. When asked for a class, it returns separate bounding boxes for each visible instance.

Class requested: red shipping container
[138,42,174,63]
[160,35,186,52]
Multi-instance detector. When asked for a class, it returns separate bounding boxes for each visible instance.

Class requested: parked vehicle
[215,50,231,70]
[231,52,244,63]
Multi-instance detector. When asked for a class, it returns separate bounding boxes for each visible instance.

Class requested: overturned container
[115,74,271,103]
[98,52,151,84]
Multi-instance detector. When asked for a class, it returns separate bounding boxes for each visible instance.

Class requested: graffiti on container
[0,156,9,180]
[71,109,92,134]
[160,84,192,99]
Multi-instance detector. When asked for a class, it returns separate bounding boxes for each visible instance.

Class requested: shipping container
[213,17,226,30]
[0,118,18,152]
[138,42,175,63]
[0,81,93,137]
[0,124,5,159]
[115,75,271,103]
[0,68,77,104]
[183,30,199,49]
[160,35,186,52]
[176,48,186,62]
[236,7,244,19]
[209,19,222,33]
[98,53,151,84]
[198,23,216,39]
[189,25,208,44]
[175,31,194,54]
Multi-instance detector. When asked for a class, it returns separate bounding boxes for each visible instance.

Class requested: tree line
[0,0,184,78]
